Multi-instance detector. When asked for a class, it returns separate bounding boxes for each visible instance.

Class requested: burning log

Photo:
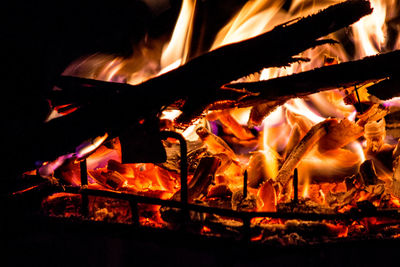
[212,111,255,140]
[286,110,313,136]
[44,1,372,162]
[282,124,302,160]
[168,0,372,122]
[206,184,232,199]
[248,102,285,127]
[247,152,270,188]
[221,50,400,109]
[196,126,236,159]
[160,139,206,173]
[367,78,400,100]
[364,118,386,153]
[276,119,337,188]
[318,118,364,153]
[300,149,361,184]
[357,104,388,126]
[89,170,126,190]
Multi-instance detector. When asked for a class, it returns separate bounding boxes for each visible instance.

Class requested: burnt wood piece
[221,50,400,108]
[359,159,381,186]
[159,139,206,174]
[248,101,285,127]
[367,78,400,100]
[393,156,400,198]
[171,156,221,202]
[276,119,337,188]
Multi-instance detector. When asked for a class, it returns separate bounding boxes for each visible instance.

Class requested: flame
[211,0,286,50]
[45,103,79,122]
[61,0,400,85]
[76,133,109,159]
[352,0,390,58]
[319,189,326,204]
[262,106,292,151]
[160,0,197,71]
[301,173,310,198]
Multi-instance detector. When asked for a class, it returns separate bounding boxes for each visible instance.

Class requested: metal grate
[48,131,400,241]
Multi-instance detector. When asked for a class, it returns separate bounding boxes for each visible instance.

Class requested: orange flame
[160,0,197,72]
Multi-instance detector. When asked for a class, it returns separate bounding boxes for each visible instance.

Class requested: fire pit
[6,0,400,260]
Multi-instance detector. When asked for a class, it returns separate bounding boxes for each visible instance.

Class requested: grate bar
[55,186,400,221]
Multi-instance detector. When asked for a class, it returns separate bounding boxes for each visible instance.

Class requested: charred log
[171,156,221,202]
[392,154,400,198]
[276,119,337,188]
[160,139,206,174]
[222,50,400,108]
[367,78,400,100]
[359,159,381,186]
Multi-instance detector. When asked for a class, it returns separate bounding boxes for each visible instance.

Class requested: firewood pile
[15,0,400,244]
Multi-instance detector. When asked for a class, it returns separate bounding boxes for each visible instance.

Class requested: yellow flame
[302,175,310,198]
[230,107,252,125]
[352,0,389,58]
[160,0,197,71]
[262,106,293,151]
[319,189,326,204]
[62,0,400,87]
[284,98,325,124]
[211,0,286,50]
[77,133,109,158]
[160,109,182,121]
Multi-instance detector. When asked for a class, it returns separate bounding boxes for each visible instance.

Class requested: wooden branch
[276,119,337,188]
[220,50,400,108]
[171,156,221,202]
[318,118,364,153]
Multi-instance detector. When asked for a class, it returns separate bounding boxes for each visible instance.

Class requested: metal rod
[293,168,298,203]
[130,200,140,226]
[54,186,400,221]
[242,217,251,242]
[354,85,364,113]
[160,131,188,205]
[80,159,89,217]
[80,159,88,186]
[81,192,89,217]
[243,170,248,198]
